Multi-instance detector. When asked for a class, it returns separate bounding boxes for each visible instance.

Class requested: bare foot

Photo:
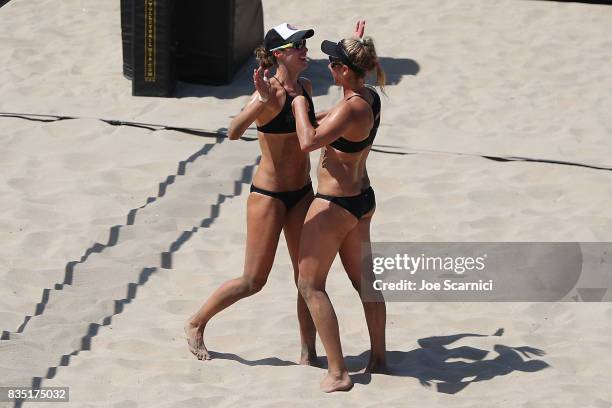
[184,320,210,361]
[365,353,388,373]
[320,371,353,393]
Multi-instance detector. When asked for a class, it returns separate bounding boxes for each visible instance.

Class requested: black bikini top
[256,78,318,134]
[329,86,381,153]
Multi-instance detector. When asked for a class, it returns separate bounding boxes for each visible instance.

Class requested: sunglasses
[270,40,307,51]
[328,56,343,68]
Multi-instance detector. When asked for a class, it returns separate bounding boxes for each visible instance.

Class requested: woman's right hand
[253,67,271,102]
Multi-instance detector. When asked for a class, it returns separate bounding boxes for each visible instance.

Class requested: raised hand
[354,19,366,39]
[253,67,271,101]
[515,346,546,358]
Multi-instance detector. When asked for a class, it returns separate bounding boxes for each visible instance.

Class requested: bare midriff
[252,132,311,191]
[316,145,371,196]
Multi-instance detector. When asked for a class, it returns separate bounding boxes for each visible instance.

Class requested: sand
[1,0,611,407]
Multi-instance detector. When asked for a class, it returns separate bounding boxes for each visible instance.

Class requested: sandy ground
[1,0,611,407]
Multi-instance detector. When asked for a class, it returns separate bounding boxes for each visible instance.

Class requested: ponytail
[341,36,386,92]
[254,46,277,69]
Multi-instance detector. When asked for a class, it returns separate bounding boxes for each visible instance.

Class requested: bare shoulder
[345,94,372,115]
[329,99,356,121]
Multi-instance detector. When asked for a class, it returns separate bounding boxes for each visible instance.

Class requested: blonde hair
[340,36,386,91]
[254,46,277,69]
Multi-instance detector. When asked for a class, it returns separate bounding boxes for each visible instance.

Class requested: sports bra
[256,78,318,134]
[329,86,381,153]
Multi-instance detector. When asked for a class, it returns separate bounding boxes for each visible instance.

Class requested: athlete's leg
[298,198,357,392]
[185,193,286,360]
[282,190,318,364]
[338,208,387,372]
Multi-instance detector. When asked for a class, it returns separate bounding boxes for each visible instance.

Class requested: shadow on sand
[210,329,549,394]
[175,56,420,99]
[208,351,297,367]
[346,330,549,394]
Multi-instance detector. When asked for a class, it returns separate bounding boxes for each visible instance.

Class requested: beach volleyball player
[185,23,319,364]
[292,21,388,392]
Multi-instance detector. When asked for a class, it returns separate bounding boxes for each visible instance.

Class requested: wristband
[257,93,269,103]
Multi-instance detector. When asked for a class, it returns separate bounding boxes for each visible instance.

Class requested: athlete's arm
[315,110,329,123]
[227,67,271,140]
[292,96,353,152]
[227,92,267,140]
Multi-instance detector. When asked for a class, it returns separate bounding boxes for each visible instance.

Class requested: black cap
[321,39,365,76]
[264,23,315,51]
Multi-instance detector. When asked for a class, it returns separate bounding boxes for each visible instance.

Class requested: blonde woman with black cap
[185,23,319,364]
[292,20,387,392]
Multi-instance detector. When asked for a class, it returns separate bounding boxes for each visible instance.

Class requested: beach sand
[1,0,611,406]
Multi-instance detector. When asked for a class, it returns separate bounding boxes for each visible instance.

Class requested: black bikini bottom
[250,182,313,210]
[315,186,375,220]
